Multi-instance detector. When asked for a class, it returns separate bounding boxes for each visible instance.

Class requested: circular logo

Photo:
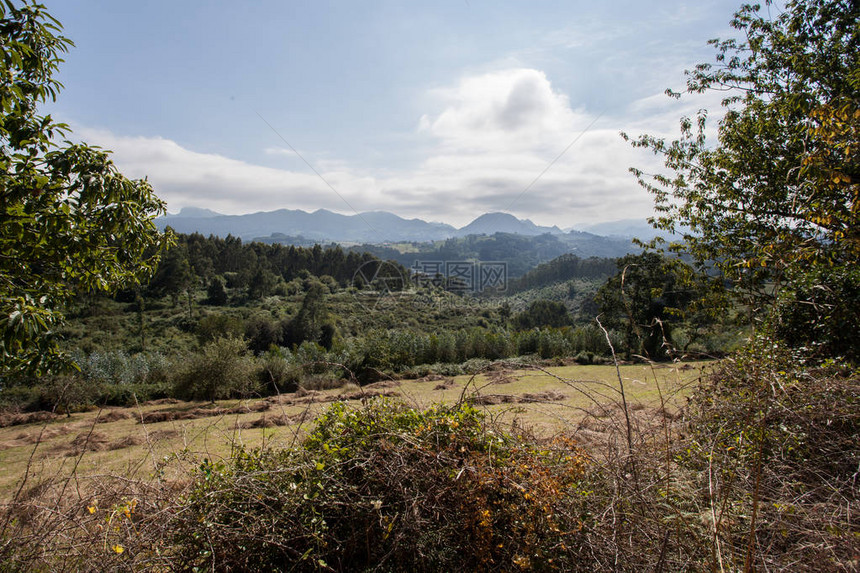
[351,260,406,311]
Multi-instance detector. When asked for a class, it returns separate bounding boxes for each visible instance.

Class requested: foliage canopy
[626,0,859,359]
[595,252,718,360]
[0,1,170,376]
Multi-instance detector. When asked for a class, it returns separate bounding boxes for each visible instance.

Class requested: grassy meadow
[0,361,704,503]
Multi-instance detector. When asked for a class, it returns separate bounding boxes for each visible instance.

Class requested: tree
[206,275,228,306]
[246,267,276,300]
[285,282,324,347]
[625,0,858,359]
[512,300,572,330]
[595,253,712,360]
[147,245,193,306]
[0,2,170,376]
[245,316,282,354]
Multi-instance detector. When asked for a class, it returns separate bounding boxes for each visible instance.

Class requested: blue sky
[45,0,747,227]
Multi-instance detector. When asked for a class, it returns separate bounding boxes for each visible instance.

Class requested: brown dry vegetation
[0,362,696,503]
[1,358,855,571]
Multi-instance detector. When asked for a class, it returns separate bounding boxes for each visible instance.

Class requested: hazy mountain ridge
[575,218,690,241]
[157,208,457,243]
[157,207,641,246]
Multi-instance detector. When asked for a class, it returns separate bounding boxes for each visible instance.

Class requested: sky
[44,0,747,228]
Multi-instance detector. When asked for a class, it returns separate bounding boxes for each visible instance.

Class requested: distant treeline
[351,233,581,278]
[145,233,620,301]
[176,232,388,283]
[145,232,406,301]
[507,254,618,293]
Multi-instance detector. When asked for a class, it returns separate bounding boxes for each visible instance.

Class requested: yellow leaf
[112,545,124,554]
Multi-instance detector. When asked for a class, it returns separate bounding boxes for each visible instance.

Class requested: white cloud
[263,146,294,156]
[78,128,343,215]
[420,69,583,152]
[402,68,658,225]
[76,66,712,228]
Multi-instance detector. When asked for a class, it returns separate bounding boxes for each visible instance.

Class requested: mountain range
[158,208,606,244]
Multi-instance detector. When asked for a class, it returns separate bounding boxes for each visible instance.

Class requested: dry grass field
[2,358,855,572]
[0,361,706,503]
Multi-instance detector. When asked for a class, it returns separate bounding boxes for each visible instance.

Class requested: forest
[0,0,857,571]
[0,229,737,411]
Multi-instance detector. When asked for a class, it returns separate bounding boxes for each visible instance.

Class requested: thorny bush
[681,339,859,571]
[170,398,590,572]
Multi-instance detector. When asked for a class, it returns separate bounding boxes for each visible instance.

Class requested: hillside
[352,232,637,278]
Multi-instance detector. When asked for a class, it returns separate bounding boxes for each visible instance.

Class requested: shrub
[680,338,860,570]
[31,374,100,414]
[461,357,492,374]
[244,316,283,354]
[98,381,172,406]
[0,383,42,412]
[196,313,245,343]
[256,351,300,394]
[78,350,170,386]
[513,299,573,330]
[173,337,257,401]
[574,351,595,365]
[537,329,570,359]
[298,373,346,391]
[171,399,590,571]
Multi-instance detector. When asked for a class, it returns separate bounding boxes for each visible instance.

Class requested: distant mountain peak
[171,206,221,218]
[457,212,562,237]
[477,212,516,219]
